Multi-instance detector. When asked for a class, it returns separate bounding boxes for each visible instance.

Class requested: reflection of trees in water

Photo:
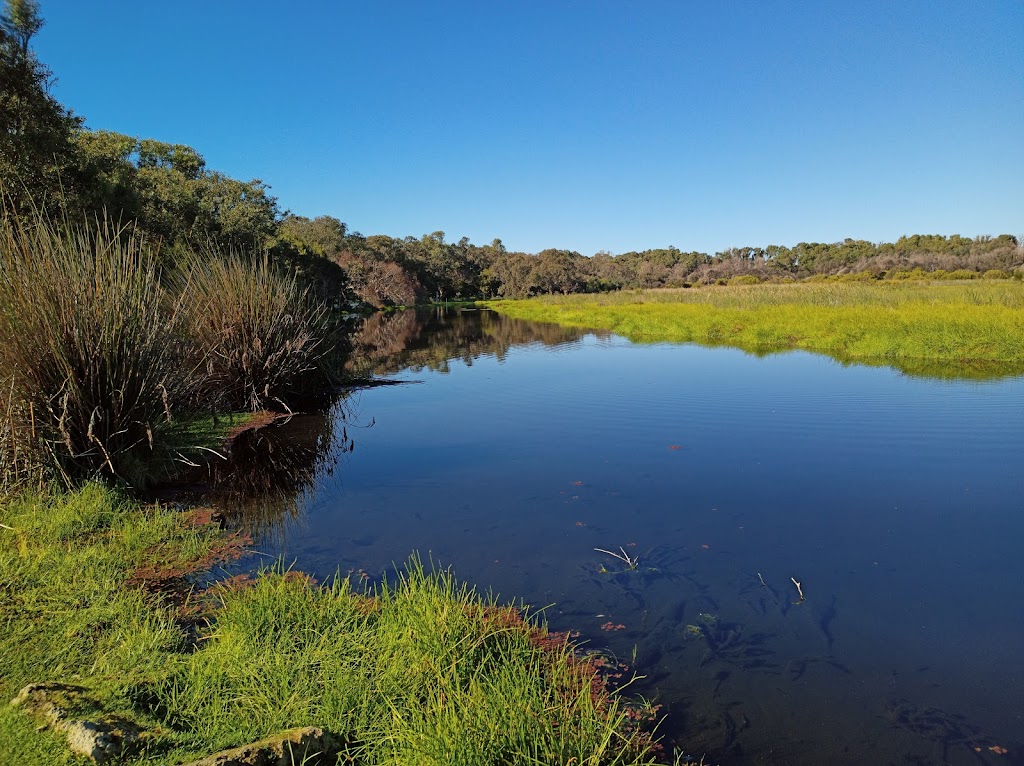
[207,397,353,543]
[347,307,600,377]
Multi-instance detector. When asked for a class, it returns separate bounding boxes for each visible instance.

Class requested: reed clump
[177,252,339,412]
[0,212,191,486]
[0,209,342,491]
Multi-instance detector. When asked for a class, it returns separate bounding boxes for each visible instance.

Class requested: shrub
[728,274,761,285]
[944,268,977,280]
[0,211,192,485]
[178,251,340,412]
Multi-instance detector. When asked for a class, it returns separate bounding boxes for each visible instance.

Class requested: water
[220,308,1024,765]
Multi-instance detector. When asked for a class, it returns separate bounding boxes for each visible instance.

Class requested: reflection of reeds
[205,399,351,544]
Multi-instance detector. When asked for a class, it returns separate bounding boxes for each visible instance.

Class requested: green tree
[0,0,81,212]
[533,249,583,294]
[274,214,347,258]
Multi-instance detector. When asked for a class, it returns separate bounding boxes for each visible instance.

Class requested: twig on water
[791,577,805,603]
[594,546,639,570]
[757,572,767,588]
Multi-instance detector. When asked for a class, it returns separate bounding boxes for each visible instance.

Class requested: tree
[533,249,583,294]
[274,214,347,258]
[0,0,81,212]
[483,251,537,298]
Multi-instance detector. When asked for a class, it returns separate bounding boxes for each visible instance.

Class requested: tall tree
[0,0,81,212]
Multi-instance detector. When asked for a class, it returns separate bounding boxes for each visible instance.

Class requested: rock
[8,682,83,726]
[63,718,142,763]
[9,683,142,764]
[179,726,344,766]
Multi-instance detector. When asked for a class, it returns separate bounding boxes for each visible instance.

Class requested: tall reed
[178,251,338,412]
[0,211,192,485]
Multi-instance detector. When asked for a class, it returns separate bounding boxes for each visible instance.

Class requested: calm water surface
[222,309,1024,765]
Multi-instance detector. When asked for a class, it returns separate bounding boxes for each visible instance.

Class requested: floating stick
[757,572,767,588]
[594,546,639,570]
[791,577,805,602]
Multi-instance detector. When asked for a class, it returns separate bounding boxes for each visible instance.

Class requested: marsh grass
[0,211,193,487]
[1,487,666,765]
[0,484,225,764]
[161,559,663,765]
[484,282,1024,378]
[0,207,343,490]
[178,251,340,413]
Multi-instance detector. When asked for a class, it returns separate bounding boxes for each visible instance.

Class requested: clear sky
[33,0,1024,256]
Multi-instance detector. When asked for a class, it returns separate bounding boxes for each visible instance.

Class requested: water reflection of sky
[233,310,1024,765]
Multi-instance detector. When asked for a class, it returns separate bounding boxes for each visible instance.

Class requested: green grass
[482,282,1024,379]
[0,483,226,764]
[1,486,668,765]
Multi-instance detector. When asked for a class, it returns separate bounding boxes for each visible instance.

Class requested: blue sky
[34,0,1024,255]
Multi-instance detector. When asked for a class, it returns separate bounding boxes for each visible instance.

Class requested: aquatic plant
[0,210,194,486]
[177,250,341,413]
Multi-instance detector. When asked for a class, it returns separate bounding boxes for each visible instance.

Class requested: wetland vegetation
[4,2,1024,763]
[484,281,1024,379]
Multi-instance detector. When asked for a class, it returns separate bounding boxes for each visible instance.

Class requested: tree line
[3,0,1022,310]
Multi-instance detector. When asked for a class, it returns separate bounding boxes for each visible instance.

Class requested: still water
[220,308,1024,765]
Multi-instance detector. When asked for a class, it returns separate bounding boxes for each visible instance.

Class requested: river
[214,307,1024,765]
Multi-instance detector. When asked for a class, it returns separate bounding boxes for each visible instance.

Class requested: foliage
[0,0,82,214]
[74,130,280,253]
[0,207,344,489]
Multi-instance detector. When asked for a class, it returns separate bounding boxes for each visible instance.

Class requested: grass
[0,212,193,486]
[1,485,669,765]
[0,483,227,764]
[177,251,341,413]
[0,208,342,490]
[482,282,1024,379]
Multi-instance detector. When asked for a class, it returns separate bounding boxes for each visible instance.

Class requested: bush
[728,274,761,285]
[944,268,977,280]
[178,251,339,412]
[0,211,192,485]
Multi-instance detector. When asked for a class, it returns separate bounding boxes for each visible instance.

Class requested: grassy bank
[483,282,1024,379]
[1,485,668,765]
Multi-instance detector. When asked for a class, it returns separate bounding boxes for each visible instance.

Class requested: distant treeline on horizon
[3,0,1022,308]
